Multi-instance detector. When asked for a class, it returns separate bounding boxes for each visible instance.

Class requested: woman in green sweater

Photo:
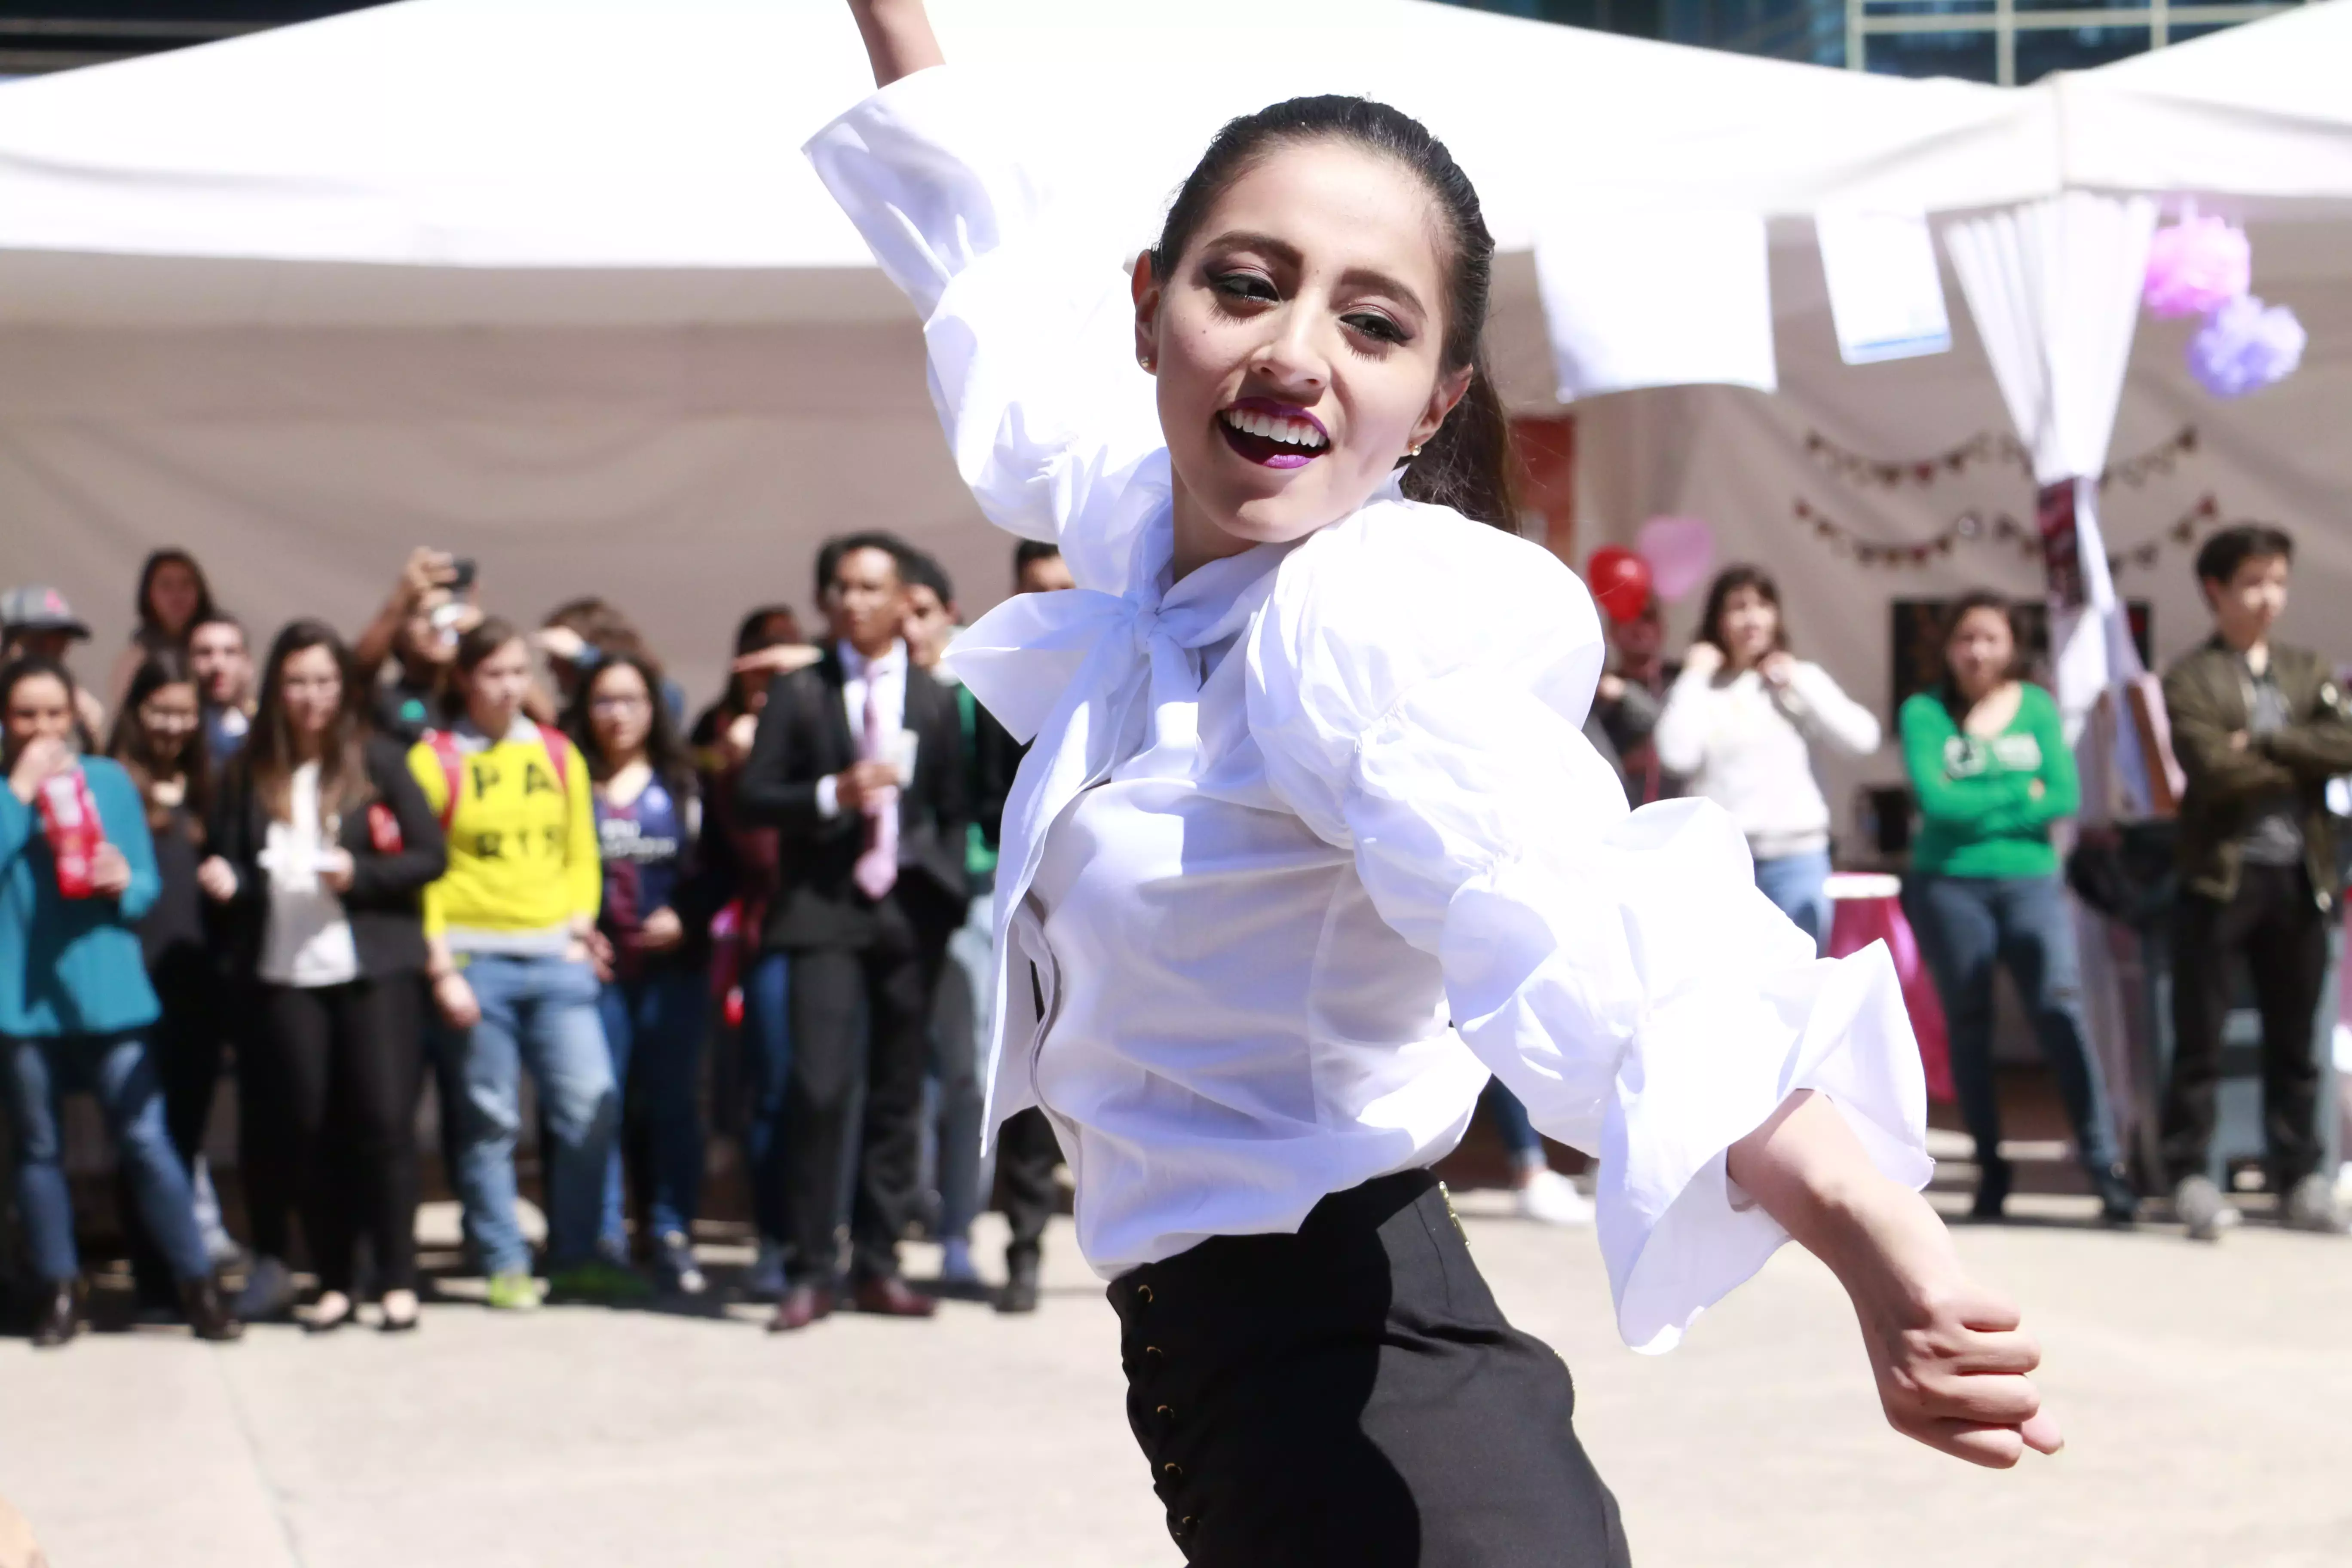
[1901,592,2134,1224]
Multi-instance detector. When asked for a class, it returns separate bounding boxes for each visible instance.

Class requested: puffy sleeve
[803,66,1167,591]
[1246,505,1932,1354]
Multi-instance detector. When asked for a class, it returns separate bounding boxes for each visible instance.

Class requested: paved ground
[3,1180,2349,1568]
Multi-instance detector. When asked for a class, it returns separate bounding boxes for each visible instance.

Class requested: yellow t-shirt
[409,724,600,951]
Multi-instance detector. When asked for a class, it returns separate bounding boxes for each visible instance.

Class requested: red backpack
[424,724,571,833]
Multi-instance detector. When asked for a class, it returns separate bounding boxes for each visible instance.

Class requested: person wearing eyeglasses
[568,649,722,1296]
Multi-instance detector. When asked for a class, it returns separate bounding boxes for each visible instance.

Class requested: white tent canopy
[0,0,2346,708]
[0,0,2034,703]
[0,0,2024,291]
[1576,3,2352,833]
[2049,0,2352,205]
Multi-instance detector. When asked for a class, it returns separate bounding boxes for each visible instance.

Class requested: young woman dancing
[825,5,2060,1561]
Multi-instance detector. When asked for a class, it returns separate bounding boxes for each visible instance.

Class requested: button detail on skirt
[1136,1283,1155,1305]
[1162,1462,1184,1479]
[1155,1403,1174,1421]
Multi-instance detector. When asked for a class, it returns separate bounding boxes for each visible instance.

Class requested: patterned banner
[1790,494,2222,574]
[1802,425,2198,492]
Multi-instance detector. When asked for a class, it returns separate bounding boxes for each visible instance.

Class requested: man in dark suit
[738,532,968,1329]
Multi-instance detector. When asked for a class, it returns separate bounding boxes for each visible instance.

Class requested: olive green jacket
[2161,637,2352,907]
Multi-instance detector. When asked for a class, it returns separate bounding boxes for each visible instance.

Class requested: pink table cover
[1829,892,1956,1104]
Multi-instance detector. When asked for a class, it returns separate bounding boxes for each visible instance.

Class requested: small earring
[1407,443,1424,457]
[1138,352,1155,371]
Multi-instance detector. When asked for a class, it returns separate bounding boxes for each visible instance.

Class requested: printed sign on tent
[1814,208,1952,365]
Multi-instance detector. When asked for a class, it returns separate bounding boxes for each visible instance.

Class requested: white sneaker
[2172,1175,2242,1242]
[1514,1169,1594,1227]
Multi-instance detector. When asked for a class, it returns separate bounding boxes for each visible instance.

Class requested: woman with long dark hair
[823,4,2056,1559]
[1654,564,1883,950]
[567,651,718,1293]
[107,547,219,712]
[1899,592,2134,1224]
[413,617,628,1308]
[106,650,236,1302]
[688,605,808,762]
[0,655,239,1346]
[208,620,447,1331]
[688,605,805,1296]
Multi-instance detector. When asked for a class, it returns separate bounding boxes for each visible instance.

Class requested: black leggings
[254,976,426,1294]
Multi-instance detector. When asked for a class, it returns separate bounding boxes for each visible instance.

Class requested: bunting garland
[1790,494,2223,574]
[1803,425,2198,492]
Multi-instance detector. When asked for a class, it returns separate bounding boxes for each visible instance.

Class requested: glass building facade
[1443,0,2304,84]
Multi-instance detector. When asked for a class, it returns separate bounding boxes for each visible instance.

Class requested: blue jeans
[930,889,995,1245]
[4,1031,211,1283]
[453,954,616,1276]
[1906,873,2123,1178]
[739,950,793,1246]
[598,964,710,1248]
[1482,1079,1544,1167]
[1754,848,1833,954]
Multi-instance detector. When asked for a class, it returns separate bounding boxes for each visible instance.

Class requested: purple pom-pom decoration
[2144,213,2251,318]
[2187,294,2306,398]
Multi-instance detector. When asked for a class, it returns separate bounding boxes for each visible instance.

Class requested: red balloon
[1586,545,1654,625]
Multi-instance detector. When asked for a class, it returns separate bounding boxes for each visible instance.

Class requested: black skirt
[1109,1168,1632,1568]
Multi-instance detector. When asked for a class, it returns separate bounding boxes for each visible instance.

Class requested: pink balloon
[1635,515,1716,602]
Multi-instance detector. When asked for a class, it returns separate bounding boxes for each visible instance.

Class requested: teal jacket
[0,757,163,1038]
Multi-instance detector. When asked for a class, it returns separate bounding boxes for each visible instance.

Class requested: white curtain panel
[1945,193,2159,758]
[1944,191,2158,486]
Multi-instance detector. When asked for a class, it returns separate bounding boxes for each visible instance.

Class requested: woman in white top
[205,621,446,1333]
[1654,565,1883,952]
[828,5,2058,1560]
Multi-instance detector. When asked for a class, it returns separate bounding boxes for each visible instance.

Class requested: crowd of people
[1642,526,2351,1238]
[0,534,1085,1346]
[0,516,2344,1349]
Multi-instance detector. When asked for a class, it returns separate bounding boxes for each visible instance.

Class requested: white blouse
[808,67,1929,1354]
[1652,661,1883,861]
[257,762,360,989]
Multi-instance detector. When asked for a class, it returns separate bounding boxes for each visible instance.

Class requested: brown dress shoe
[766,1284,834,1333]
[851,1274,937,1318]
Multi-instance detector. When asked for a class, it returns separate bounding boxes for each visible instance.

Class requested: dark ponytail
[1150,95,1515,531]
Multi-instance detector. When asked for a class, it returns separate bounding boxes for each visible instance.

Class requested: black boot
[1971,1155,2012,1221]
[2093,1163,2139,1227]
[31,1280,80,1349]
[996,1250,1041,1315]
[179,1277,245,1343]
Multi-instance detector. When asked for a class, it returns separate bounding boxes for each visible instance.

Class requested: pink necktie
[853,670,900,900]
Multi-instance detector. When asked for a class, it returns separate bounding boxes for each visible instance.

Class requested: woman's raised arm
[848,0,944,88]
[808,5,1167,581]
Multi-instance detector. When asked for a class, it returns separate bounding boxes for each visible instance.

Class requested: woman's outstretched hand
[1728,1090,2063,1469]
[1834,1183,2064,1467]
[848,0,944,88]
